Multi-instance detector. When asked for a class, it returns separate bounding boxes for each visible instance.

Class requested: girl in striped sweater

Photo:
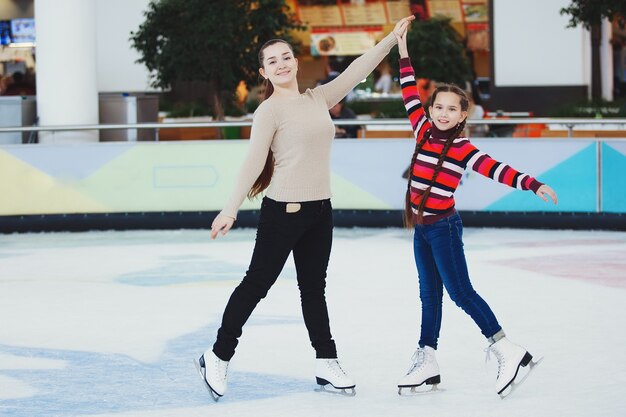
[394,28,557,398]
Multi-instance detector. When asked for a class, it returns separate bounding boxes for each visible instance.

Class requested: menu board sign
[462,2,488,23]
[311,27,383,56]
[297,1,417,27]
[299,5,343,26]
[385,0,412,22]
[426,0,463,22]
[341,1,388,26]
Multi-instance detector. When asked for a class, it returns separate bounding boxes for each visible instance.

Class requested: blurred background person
[329,98,361,138]
[374,62,392,94]
[3,71,35,96]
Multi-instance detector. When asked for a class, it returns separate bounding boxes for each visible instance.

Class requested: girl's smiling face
[429,91,468,131]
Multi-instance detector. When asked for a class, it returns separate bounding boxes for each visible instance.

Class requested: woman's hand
[393,15,415,38]
[393,15,415,58]
[536,185,558,205]
[211,213,235,239]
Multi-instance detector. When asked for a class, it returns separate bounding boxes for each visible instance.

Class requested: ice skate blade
[193,358,222,402]
[499,356,543,399]
[314,384,356,397]
[398,384,443,396]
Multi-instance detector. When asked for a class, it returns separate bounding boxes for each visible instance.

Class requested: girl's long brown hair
[248,39,293,199]
[403,84,469,228]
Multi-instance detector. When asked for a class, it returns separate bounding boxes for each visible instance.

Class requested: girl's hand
[536,185,558,205]
[393,16,415,58]
[210,213,235,239]
[393,15,415,38]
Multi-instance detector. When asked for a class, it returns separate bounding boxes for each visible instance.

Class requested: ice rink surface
[1,226,625,417]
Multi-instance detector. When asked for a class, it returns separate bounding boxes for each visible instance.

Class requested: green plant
[353,74,376,95]
[550,98,626,118]
[166,101,212,118]
[245,98,261,114]
[560,0,626,29]
[223,93,246,117]
[130,0,304,120]
[388,16,472,87]
[561,1,626,100]
[346,100,407,119]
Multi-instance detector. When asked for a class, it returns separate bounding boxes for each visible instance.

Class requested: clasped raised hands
[393,15,415,58]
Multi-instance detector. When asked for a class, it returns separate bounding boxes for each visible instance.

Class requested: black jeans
[213,197,337,361]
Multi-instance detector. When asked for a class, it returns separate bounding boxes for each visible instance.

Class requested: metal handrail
[0,118,625,136]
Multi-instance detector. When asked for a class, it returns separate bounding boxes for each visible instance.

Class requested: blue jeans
[413,212,501,349]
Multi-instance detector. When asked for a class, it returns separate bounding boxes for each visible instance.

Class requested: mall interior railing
[1,118,626,139]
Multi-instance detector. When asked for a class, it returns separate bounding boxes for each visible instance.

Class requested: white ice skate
[314,358,356,396]
[194,350,229,402]
[397,346,441,395]
[487,337,542,399]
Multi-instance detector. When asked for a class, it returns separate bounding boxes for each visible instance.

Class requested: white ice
[0,227,625,417]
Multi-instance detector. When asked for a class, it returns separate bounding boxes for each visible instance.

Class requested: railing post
[597,140,602,213]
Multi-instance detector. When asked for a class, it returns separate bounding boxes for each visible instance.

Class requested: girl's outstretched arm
[396,22,431,143]
[399,59,430,143]
[464,143,557,204]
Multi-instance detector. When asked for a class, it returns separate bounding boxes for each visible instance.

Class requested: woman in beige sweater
[195,16,414,401]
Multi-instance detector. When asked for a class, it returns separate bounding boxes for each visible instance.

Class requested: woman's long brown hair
[248,39,293,199]
[403,84,469,228]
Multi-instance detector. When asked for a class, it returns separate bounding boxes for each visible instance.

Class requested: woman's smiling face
[259,43,298,87]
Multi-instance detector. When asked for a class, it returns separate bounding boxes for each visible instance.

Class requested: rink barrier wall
[0,210,624,233]
[1,138,625,232]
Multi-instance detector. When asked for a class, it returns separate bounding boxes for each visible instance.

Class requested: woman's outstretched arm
[317,15,414,108]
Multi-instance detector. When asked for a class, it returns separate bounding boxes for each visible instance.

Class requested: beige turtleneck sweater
[221,32,397,219]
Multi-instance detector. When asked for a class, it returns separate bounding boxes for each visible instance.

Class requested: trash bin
[0,96,36,144]
[99,93,159,142]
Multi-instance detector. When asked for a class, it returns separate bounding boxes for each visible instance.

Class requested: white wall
[96,0,157,92]
[493,0,588,87]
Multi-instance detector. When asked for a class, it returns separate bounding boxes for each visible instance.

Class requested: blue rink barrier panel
[602,141,626,212]
[0,138,624,216]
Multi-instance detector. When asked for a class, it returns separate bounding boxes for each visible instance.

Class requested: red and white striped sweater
[399,58,542,224]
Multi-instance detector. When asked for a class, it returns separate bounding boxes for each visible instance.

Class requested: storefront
[288,0,622,116]
[0,14,36,96]
[286,0,490,102]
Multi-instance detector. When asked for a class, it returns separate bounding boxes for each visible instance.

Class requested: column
[600,18,613,102]
[35,0,99,143]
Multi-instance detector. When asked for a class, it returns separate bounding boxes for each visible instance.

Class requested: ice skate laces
[326,359,348,378]
[407,348,427,375]
[211,356,229,381]
[485,345,505,380]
